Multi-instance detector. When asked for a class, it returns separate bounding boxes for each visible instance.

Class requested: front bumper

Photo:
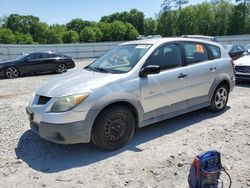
[30,120,90,144]
[235,73,250,81]
[26,106,93,144]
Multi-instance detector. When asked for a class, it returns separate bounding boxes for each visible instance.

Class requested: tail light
[230,59,235,70]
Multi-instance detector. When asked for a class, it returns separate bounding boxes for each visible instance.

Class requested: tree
[5,14,40,34]
[100,9,144,34]
[0,28,16,44]
[124,23,139,40]
[15,32,34,44]
[110,21,127,41]
[97,22,113,41]
[79,27,103,42]
[161,0,189,11]
[212,0,233,35]
[144,18,157,36]
[66,19,96,34]
[45,29,62,44]
[63,30,79,43]
[31,22,48,44]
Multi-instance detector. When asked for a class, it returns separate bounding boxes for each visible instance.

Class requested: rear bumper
[30,120,91,144]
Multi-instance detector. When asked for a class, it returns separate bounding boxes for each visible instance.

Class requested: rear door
[182,42,217,106]
[140,43,188,119]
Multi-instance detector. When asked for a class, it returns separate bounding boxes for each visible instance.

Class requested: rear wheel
[208,84,229,112]
[5,67,19,79]
[56,64,67,73]
[91,105,135,151]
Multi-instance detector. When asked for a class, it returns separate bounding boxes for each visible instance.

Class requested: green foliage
[0,2,250,44]
[63,30,79,43]
[157,0,250,36]
[45,29,62,44]
[97,22,113,41]
[0,28,16,44]
[66,19,96,34]
[79,27,103,42]
[124,23,140,40]
[15,32,34,44]
[144,18,157,36]
[100,9,144,34]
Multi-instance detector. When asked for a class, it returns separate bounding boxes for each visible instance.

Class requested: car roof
[121,37,220,47]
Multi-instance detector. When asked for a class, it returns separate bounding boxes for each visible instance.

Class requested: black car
[0,52,75,79]
[223,44,247,60]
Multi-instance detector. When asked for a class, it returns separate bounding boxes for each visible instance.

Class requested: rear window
[183,43,209,65]
[207,45,221,59]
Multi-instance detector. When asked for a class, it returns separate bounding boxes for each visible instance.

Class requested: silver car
[26,38,235,150]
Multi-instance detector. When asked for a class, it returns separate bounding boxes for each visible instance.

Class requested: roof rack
[182,35,219,42]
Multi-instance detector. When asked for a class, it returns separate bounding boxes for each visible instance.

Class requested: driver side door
[140,43,188,122]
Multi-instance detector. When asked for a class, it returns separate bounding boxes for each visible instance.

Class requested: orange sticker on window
[196,44,204,54]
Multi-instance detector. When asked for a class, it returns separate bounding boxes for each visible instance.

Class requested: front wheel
[5,67,19,79]
[91,105,135,151]
[208,84,229,112]
[56,64,67,73]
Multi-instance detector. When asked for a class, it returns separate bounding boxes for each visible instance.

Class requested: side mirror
[139,65,160,77]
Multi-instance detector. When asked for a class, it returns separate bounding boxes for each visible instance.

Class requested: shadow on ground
[15,107,230,173]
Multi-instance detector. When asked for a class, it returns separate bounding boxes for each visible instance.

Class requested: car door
[39,53,57,72]
[20,53,42,74]
[182,42,217,106]
[140,43,188,120]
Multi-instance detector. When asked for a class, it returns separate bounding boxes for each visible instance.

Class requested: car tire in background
[208,84,229,112]
[56,63,67,73]
[5,67,20,79]
[91,105,135,151]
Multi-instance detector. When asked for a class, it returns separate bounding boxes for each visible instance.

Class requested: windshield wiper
[84,66,112,73]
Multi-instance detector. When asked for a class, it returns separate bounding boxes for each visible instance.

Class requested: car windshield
[16,54,28,60]
[223,45,232,51]
[85,44,152,74]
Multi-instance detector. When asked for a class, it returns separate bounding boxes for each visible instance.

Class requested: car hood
[36,69,121,97]
[234,55,250,66]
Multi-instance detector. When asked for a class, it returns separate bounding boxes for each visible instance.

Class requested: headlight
[51,94,88,112]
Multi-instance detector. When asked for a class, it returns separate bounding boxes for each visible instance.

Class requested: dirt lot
[0,59,249,188]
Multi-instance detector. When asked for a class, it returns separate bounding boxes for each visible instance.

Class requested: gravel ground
[0,59,249,188]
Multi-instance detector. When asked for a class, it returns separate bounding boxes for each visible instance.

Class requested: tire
[5,67,19,79]
[91,105,135,151]
[208,84,229,112]
[56,64,67,73]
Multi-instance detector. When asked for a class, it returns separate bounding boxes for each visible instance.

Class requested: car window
[145,43,182,70]
[41,53,49,59]
[207,45,221,59]
[236,45,243,50]
[183,43,209,64]
[26,53,42,60]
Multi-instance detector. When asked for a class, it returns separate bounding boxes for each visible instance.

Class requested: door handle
[210,67,217,72]
[177,73,187,79]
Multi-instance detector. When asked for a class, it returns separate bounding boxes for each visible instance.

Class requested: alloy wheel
[215,87,228,109]
[5,67,19,78]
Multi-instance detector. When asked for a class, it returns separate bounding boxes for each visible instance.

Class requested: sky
[1,0,202,25]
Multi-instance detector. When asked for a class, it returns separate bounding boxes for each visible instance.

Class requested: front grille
[38,95,51,105]
[235,66,250,73]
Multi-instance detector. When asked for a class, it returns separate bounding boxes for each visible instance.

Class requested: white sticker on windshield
[135,45,151,49]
